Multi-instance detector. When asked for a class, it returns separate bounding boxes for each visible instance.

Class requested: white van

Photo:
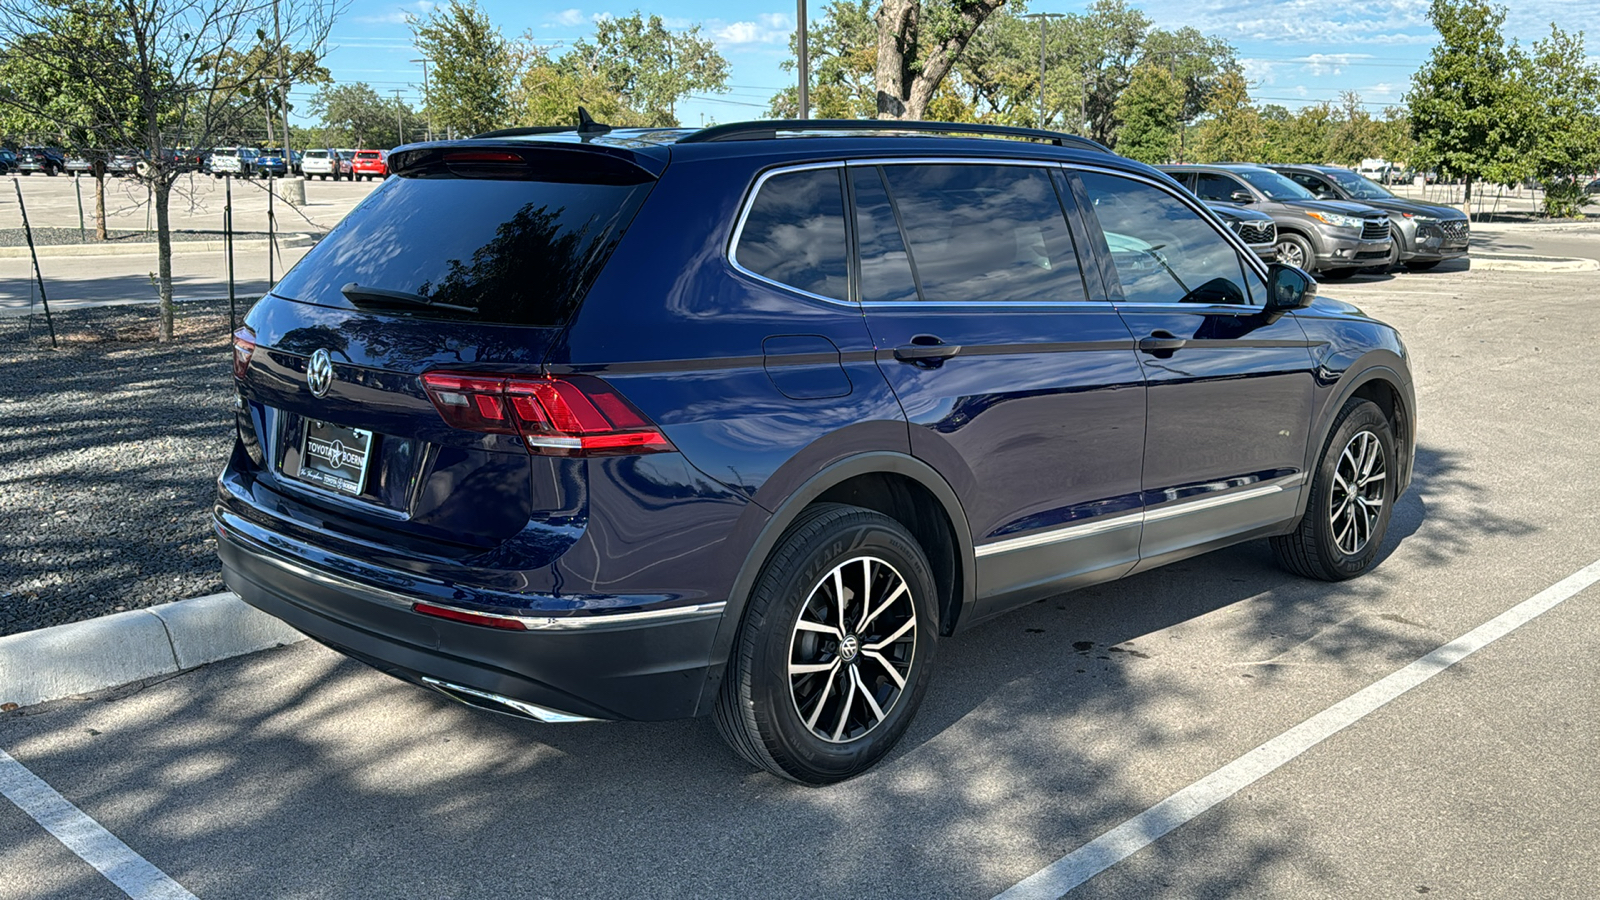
[300,148,351,180]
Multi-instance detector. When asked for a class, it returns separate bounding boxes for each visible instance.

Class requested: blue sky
[302,0,1597,130]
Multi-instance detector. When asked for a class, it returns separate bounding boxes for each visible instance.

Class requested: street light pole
[410,58,432,141]
[1021,12,1065,131]
[796,0,809,119]
[274,0,292,170]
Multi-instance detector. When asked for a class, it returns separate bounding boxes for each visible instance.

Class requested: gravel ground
[0,227,276,247]
[0,300,238,635]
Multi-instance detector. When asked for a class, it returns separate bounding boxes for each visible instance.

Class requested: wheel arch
[1298,362,1415,521]
[695,452,975,715]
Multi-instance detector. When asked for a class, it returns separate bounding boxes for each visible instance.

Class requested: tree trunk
[155,178,173,341]
[876,0,1006,121]
[93,164,107,242]
[874,0,918,119]
[1462,176,1474,221]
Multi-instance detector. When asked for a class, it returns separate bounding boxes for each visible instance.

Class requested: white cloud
[1297,53,1375,76]
[549,8,585,27]
[712,13,793,46]
[354,0,432,25]
[1241,58,1285,86]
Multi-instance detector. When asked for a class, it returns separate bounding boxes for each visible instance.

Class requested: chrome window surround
[726,156,1268,310]
[974,473,1303,557]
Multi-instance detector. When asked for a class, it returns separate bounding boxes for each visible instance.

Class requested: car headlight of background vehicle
[1304,211,1364,229]
[1404,213,1440,224]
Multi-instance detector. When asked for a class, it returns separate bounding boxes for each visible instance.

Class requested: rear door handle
[1138,331,1187,353]
[893,335,962,363]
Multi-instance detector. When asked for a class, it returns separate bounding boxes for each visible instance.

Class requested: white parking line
[0,747,198,900]
[993,557,1600,900]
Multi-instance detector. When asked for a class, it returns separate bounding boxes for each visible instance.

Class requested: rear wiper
[340,282,475,313]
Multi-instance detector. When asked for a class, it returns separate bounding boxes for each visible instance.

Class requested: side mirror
[1229,190,1253,203]
[1265,263,1318,312]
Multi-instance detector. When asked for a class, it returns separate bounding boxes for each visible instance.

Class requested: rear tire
[1272,399,1396,581]
[715,503,938,785]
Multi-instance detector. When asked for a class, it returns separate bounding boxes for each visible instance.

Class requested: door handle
[1138,330,1187,353]
[893,335,962,363]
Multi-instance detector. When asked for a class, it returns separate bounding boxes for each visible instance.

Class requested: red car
[351,149,388,181]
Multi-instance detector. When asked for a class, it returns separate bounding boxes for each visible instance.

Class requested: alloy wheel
[1277,240,1306,268]
[788,555,917,743]
[1330,430,1387,555]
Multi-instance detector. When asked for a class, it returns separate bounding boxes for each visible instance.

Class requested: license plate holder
[294,419,374,497]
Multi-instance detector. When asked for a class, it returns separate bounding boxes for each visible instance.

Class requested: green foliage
[563,11,728,127]
[1190,68,1261,162]
[1406,0,1530,191]
[309,83,414,149]
[1519,25,1600,217]
[411,0,514,135]
[203,37,330,142]
[1114,60,1183,163]
[769,0,877,119]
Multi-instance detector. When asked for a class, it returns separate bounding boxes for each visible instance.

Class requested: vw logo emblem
[839,634,860,663]
[306,349,334,398]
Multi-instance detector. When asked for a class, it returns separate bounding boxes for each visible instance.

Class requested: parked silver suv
[1162,164,1392,279]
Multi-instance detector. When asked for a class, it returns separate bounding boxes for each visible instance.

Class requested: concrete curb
[0,234,315,259]
[0,592,304,709]
[1468,252,1599,272]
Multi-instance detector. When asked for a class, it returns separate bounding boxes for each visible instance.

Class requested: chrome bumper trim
[421,677,600,723]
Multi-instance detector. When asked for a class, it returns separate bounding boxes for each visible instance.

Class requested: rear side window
[1193,173,1246,203]
[878,163,1087,303]
[273,172,653,326]
[733,167,849,300]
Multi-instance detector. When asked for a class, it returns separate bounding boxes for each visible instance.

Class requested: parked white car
[300,148,352,181]
[208,147,259,178]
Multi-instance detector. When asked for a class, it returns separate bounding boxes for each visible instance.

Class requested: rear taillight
[421,371,675,457]
[413,601,528,630]
[232,327,256,379]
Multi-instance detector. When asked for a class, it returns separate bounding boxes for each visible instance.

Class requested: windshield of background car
[1235,169,1316,201]
[1324,170,1395,200]
[272,171,653,326]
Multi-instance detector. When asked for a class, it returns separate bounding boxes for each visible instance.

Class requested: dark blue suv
[216,119,1415,784]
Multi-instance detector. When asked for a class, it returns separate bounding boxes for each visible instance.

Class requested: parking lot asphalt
[2,242,1598,899]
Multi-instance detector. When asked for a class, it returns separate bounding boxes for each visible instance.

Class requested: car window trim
[726,161,857,307]
[1066,162,1270,309]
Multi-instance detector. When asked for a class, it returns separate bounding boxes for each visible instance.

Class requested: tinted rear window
[273,173,652,326]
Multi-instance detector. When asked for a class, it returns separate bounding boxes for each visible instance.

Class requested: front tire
[1275,232,1314,271]
[715,503,937,785]
[1272,399,1396,581]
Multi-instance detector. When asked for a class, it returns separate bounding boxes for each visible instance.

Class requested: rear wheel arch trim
[695,452,975,715]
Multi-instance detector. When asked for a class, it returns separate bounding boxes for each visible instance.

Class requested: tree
[562,11,728,127]
[874,0,1009,120]
[0,5,140,241]
[1406,0,1529,205]
[1190,68,1261,162]
[310,82,409,148]
[1520,24,1600,217]
[1326,91,1379,165]
[410,0,512,136]
[518,47,640,126]
[1114,60,1183,163]
[1069,0,1150,144]
[769,0,877,119]
[0,0,337,341]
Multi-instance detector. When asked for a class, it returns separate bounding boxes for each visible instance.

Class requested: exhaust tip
[420,677,601,724]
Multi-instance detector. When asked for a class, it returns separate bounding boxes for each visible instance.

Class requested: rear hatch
[231,141,661,556]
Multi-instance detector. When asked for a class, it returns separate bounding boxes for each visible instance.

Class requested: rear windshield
[273,173,653,326]
[356,151,380,159]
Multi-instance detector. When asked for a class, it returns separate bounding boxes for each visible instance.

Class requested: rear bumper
[215,510,726,722]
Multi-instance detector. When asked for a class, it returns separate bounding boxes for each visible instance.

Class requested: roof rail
[677,118,1112,153]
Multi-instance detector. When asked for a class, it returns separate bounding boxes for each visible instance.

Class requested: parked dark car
[1585,177,1600,195]
[0,148,16,174]
[1161,163,1393,278]
[1206,202,1278,262]
[15,146,66,176]
[257,149,301,177]
[1269,164,1469,271]
[217,119,1415,785]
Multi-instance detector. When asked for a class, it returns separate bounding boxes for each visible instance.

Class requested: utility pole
[274,0,292,169]
[394,90,405,145]
[796,0,809,119]
[1021,12,1065,131]
[411,58,432,141]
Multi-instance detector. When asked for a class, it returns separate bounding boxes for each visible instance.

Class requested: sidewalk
[0,243,312,316]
